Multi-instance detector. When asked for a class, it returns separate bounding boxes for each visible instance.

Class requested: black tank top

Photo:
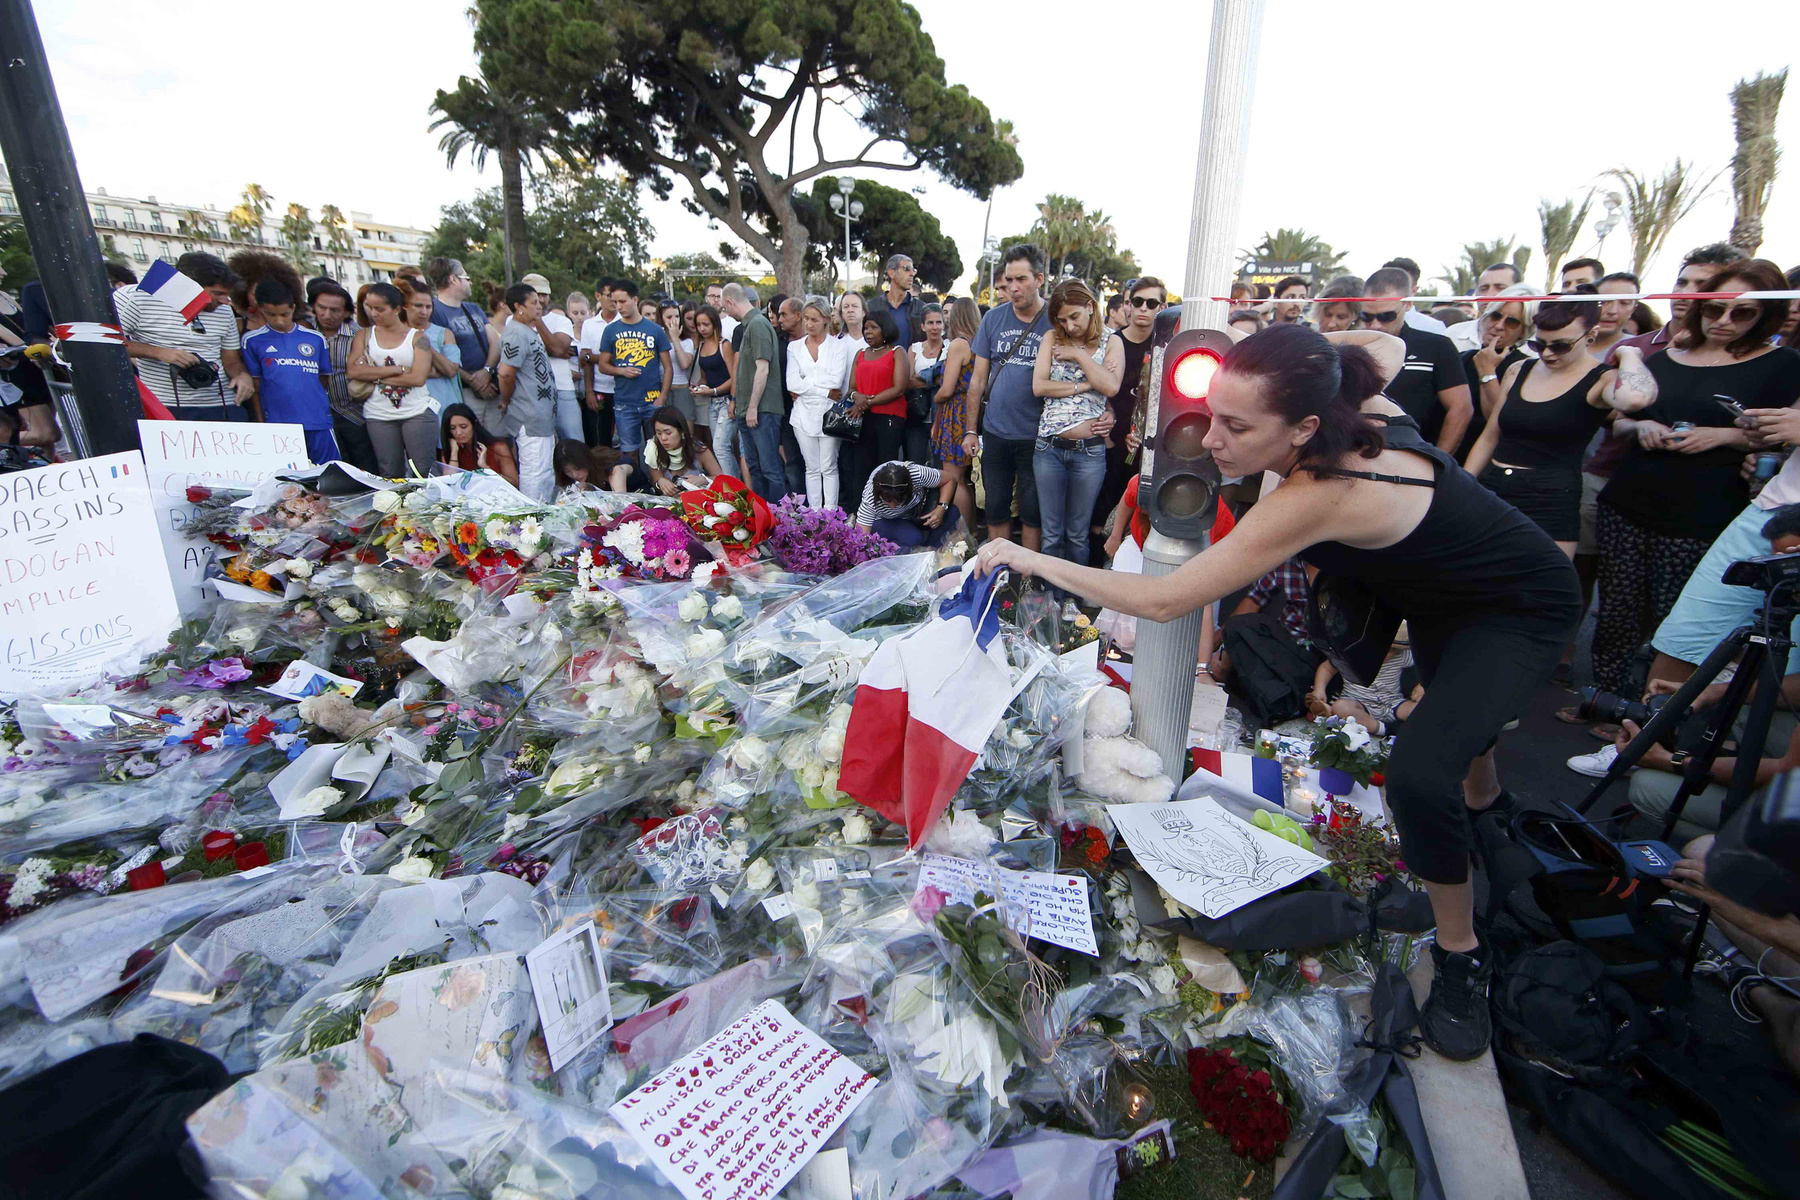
[1302,416,1581,638]
[697,343,731,390]
[1492,361,1609,469]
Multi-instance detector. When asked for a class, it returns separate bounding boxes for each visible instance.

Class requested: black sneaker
[1420,941,1494,1061]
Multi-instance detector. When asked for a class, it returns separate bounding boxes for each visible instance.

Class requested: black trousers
[840,413,906,515]
[1385,620,1568,884]
[331,415,379,474]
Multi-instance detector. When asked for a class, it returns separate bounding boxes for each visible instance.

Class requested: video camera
[1720,550,1800,594]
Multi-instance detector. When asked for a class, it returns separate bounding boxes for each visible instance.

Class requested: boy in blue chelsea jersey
[242,278,340,463]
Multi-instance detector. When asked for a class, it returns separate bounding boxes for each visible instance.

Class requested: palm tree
[1728,69,1787,256]
[430,75,555,283]
[1438,237,1531,297]
[319,205,355,255]
[179,208,207,238]
[1538,193,1595,290]
[1606,161,1719,278]
[280,203,316,272]
[1244,228,1346,275]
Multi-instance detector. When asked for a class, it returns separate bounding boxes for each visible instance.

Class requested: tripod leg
[1576,625,1754,815]
[1657,639,1766,843]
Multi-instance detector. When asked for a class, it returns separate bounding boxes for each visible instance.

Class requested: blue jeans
[708,396,739,478]
[1034,437,1107,569]
[615,397,653,455]
[738,410,786,501]
[553,388,585,442]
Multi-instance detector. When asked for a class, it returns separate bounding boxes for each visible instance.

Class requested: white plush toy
[1076,687,1175,804]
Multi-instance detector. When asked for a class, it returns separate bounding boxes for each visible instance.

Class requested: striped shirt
[319,325,362,424]
[855,461,941,526]
[114,288,241,414]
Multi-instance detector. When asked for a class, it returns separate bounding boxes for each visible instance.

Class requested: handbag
[822,399,863,441]
[1305,570,1403,688]
[908,350,945,424]
[347,352,375,401]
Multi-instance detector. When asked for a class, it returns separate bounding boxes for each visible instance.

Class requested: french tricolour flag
[139,259,209,321]
[840,566,1015,848]
[1189,748,1288,805]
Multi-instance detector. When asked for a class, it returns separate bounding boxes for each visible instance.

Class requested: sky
[28,0,1800,298]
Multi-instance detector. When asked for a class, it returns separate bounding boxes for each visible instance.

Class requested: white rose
[284,558,315,578]
[398,802,426,826]
[388,856,435,883]
[502,812,530,840]
[793,880,822,909]
[1147,963,1179,997]
[403,490,431,511]
[745,860,775,892]
[818,728,846,763]
[713,502,735,517]
[799,762,826,789]
[677,592,710,622]
[633,744,652,763]
[291,785,342,817]
[711,594,743,621]
[693,562,721,581]
[840,812,872,845]
[371,490,402,513]
[226,626,259,651]
[732,735,771,771]
[733,527,750,541]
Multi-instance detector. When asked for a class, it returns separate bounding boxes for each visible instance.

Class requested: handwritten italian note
[0,451,178,697]
[610,1000,876,1200]
[917,854,1099,956]
[138,420,309,614]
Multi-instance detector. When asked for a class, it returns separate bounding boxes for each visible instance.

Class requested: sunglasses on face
[1130,296,1164,309]
[1362,310,1401,325]
[1528,335,1586,355]
[1700,301,1762,324]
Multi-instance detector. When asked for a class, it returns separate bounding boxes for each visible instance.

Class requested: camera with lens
[176,358,220,391]
[1577,686,1674,744]
[1721,550,1800,593]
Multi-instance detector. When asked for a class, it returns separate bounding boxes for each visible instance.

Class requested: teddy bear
[1075,686,1175,804]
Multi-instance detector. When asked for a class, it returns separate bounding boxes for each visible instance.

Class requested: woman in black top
[689,304,738,480]
[1465,296,1641,551]
[977,323,1582,1062]
[1592,259,1800,694]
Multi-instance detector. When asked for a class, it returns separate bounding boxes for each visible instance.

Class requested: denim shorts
[981,435,1040,527]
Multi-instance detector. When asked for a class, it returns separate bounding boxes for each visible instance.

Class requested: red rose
[1370,771,1386,786]
[186,485,212,503]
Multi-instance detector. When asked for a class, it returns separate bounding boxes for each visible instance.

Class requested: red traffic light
[1142,329,1232,539]
[1168,345,1221,404]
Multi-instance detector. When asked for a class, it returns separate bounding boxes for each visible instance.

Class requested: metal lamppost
[981,235,1000,303]
[1594,191,1623,259]
[828,178,863,296]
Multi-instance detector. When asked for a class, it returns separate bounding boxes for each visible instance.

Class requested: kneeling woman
[854,460,961,548]
[977,323,1580,1060]
[439,402,518,488]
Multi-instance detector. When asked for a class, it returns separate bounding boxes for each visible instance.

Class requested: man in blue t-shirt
[598,280,672,459]
[426,256,500,428]
[969,243,1051,550]
[242,279,338,463]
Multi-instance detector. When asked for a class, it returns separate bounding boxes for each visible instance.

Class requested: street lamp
[1594,191,1623,258]
[981,235,1000,301]
[828,178,863,296]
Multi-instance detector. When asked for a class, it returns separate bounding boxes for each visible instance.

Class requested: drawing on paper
[1108,798,1326,919]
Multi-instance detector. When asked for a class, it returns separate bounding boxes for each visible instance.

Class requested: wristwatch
[1479,373,1498,384]
[1668,750,1692,769]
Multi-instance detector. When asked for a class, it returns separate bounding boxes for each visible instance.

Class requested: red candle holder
[202,830,237,862]
[126,861,165,891]
[233,842,270,871]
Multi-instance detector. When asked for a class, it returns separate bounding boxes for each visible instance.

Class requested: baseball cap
[521,272,552,295]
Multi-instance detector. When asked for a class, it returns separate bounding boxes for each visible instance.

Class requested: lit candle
[1123,1082,1155,1122]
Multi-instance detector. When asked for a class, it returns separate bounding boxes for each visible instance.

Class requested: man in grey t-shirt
[497,283,559,501]
[968,243,1050,550]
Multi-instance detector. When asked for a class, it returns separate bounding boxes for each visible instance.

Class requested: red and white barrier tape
[1210,290,1800,305]
[51,321,124,344]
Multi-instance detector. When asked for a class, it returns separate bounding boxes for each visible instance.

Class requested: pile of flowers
[582,505,705,581]
[1186,1040,1292,1161]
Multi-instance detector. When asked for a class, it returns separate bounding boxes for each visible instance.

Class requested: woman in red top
[841,309,914,513]
[438,402,519,488]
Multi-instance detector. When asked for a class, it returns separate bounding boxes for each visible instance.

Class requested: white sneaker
[1062,599,1082,622]
[1566,744,1625,778]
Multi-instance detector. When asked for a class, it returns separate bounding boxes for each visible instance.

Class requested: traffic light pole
[0,0,145,455]
[1130,0,1264,780]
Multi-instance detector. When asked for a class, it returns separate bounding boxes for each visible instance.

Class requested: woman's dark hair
[228,249,302,317]
[1627,302,1663,334]
[695,304,723,342]
[1534,291,1600,334]
[1678,259,1789,356]
[650,405,696,465]
[1220,323,1387,467]
[359,281,406,328]
[862,308,899,349]
[554,439,594,485]
[871,460,915,502]
[438,402,502,460]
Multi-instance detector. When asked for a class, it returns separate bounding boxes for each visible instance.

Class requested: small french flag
[1189,748,1288,805]
[138,259,209,321]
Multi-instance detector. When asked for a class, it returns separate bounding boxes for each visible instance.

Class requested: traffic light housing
[1141,327,1230,539]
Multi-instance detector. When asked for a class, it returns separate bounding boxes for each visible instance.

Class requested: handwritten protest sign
[610,1000,876,1200]
[138,420,309,614]
[0,452,178,697]
[917,854,1099,956]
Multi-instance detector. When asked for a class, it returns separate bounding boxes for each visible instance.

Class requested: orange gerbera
[457,522,481,545]
[249,570,275,592]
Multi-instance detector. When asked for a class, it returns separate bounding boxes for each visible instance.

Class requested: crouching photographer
[1666,781,1800,1078]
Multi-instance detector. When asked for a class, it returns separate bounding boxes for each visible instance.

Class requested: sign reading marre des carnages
[0,451,179,698]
